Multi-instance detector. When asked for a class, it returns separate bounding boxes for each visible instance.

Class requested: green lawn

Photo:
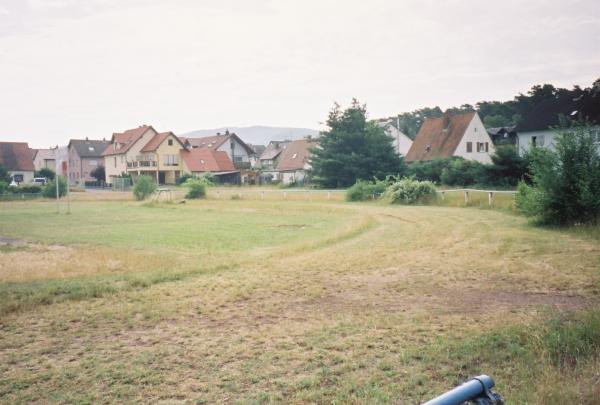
[0,198,599,403]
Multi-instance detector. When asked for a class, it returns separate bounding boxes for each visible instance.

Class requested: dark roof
[276,139,314,171]
[515,90,600,132]
[182,148,236,172]
[68,139,110,158]
[486,126,516,136]
[406,112,476,161]
[0,142,35,171]
[260,140,290,160]
[247,144,266,156]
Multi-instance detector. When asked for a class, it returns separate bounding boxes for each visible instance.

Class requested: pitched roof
[515,90,600,132]
[182,148,236,172]
[68,139,110,158]
[140,132,185,152]
[34,148,57,161]
[184,133,254,155]
[405,112,476,161]
[0,142,35,171]
[102,125,154,156]
[247,144,266,156]
[260,140,290,160]
[276,139,314,171]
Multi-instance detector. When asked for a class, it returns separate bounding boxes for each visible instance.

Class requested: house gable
[453,113,495,163]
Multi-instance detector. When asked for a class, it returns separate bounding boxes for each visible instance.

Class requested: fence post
[464,191,469,205]
[327,191,331,200]
[488,192,493,207]
[441,191,445,201]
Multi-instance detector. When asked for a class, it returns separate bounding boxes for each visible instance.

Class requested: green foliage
[42,177,67,198]
[395,107,443,139]
[516,123,600,225]
[132,176,156,201]
[18,185,42,194]
[0,164,10,183]
[0,181,8,194]
[440,158,485,186]
[34,167,55,180]
[345,180,387,201]
[386,177,437,204]
[485,146,529,186]
[406,158,454,184]
[310,99,405,188]
[543,310,600,368]
[176,173,195,185]
[184,178,207,199]
[90,166,105,182]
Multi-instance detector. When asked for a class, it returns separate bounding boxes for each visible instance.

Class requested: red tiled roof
[276,139,314,171]
[185,133,254,155]
[140,132,184,152]
[182,148,236,172]
[405,112,476,161]
[102,125,153,156]
[0,142,35,171]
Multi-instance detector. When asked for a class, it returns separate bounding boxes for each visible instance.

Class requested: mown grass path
[0,200,599,403]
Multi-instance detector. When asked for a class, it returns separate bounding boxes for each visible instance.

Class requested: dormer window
[292,153,298,159]
[168,139,173,146]
[88,146,94,151]
[425,145,431,152]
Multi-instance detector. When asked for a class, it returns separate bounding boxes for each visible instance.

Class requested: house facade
[183,131,254,169]
[406,111,495,163]
[515,90,600,155]
[263,139,314,185]
[258,140,290,169]
[67,139,110,186]
[0,142,35,185]
[376,120,413,156]
[33,148,58,172]
[102,125,158,183]
[181,148,239,183]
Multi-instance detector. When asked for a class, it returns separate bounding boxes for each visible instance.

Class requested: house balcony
[127,161,157,169]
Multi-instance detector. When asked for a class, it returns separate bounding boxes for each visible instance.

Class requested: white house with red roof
[182,131,254,169]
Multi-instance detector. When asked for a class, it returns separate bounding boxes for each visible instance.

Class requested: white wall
[10,170,34,184]
[454,114,495,163]
[217,137,250,163]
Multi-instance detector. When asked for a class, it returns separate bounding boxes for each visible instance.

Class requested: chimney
[85,136,89,141]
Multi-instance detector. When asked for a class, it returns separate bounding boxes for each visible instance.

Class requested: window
[13,174,24,183]
[292,153,298,159]
[164,154,179,166]
[532,136,537,147]
[114,157,117,168]
[466,142,472,153]
[234,156,243,162]
[88,146,94,152]
[476,142,488,152]
[89,160,97,166]
[168,139,173,146]
[485,142,489,152]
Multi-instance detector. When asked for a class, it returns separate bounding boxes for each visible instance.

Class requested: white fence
[437,188,517,207]
[211,188,346,201]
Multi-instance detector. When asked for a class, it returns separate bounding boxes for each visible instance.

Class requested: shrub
[176,173,195,185]
[515,122,600,225]
[34,168,55,180]
[18,185,42,194]
[406,158,454,184]
[386,177,437,204]
[0,181,8,194]
[346,180,387,201]
[440,158,485,186]
[42,177,67,198]
[132,176,156,201]
[484,146,529,187]
[184,178,207,199]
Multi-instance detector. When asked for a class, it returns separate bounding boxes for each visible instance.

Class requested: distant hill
[181,125,319,147]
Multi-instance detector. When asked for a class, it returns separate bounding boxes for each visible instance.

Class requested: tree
[485,146,529,186]
[42,177,67,198]
[0,164,10,183]
[90,165,106,182]
[310,100,405,188]
[516,121,600,225]
[34,167,55,180]
[132,176,156,201]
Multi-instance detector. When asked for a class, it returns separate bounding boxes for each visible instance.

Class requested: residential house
[33,148,58,171]
[264,139,314,185]
[68,138,110,186]
[514,90,600,155]
[375,119,413,156]
[181,148,239,183]
[183,131,254,169]
[258,140,290,169]
[247,144,266,168]
[405,111,495,163]
[0,142,35,184]
[487,126,518,147]
[103,125,188,185]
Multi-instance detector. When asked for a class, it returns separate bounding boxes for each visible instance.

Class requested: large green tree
[310,100,404,188]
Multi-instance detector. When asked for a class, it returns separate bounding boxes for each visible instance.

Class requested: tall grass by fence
[435,189,516,209]
[209,188,347,202]
[0,193,43,201]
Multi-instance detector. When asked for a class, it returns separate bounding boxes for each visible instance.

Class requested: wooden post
[464,191,469,205]
[327,191,331,200]
[441,191,445,201]
[488,192,493,207]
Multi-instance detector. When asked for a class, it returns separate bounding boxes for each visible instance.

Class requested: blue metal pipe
[422,375,496,405]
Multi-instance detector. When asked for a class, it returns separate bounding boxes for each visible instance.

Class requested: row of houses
[376,89,600,163]
[3,91,598,187]
[0,127,315,187]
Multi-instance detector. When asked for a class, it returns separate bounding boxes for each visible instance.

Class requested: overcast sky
[0,0,598,148]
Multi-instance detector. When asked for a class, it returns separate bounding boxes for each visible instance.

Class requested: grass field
[1,195,599,403]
